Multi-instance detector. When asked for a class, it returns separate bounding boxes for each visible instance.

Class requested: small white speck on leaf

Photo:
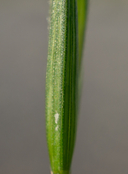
[55,125,59,131]
[54,113,59,124]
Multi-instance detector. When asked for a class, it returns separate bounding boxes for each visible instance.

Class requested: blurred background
[0,0,128,173]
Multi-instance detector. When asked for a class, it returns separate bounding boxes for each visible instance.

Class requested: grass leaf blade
[77,0,88,67]
[46,0,78,173]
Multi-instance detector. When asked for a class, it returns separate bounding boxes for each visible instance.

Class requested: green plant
[45,0,88,173]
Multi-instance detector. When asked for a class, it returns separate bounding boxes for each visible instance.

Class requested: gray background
[0,0,128,173]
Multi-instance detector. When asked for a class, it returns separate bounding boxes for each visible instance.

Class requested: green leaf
[77,0,88,101]
[77,0,88,67]
[45,0,88,173]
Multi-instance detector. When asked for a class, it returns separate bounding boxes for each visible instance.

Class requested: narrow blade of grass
[46,0,78,173]
[77,0,88,100]
[77,0,88,67]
